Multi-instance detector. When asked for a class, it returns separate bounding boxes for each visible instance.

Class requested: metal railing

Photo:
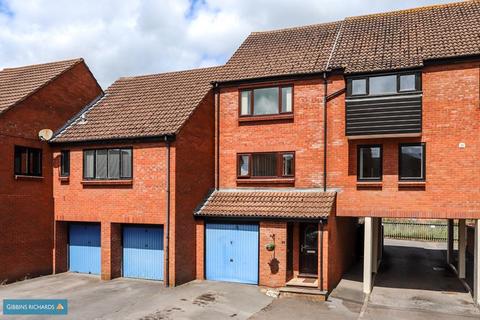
[382,220,458,242]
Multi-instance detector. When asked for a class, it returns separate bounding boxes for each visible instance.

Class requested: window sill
[356,181,383,187]
[238,113,293,123]
[59,176,70,182]
[15,175,44,181]
[398,181,426,187]
[81,179,133,186]
[236,178,295,185]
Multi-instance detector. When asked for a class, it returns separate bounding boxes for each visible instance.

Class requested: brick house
[194,0,480,297]
[0,59,102,283]
[50,67,220,286]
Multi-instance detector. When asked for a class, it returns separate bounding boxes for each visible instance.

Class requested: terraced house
[0,59,102,283]
[3,0,480,305]
[194,0,480,300]
[50,67,220,285]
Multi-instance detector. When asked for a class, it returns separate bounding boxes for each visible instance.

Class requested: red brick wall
[195,219,205,280]
[53,142,168,224]
[325,213,357,291]
[328,62,480,218]
[101,223,122,280]
[53,91,214,285]
[218,62,480,219]
[218,80,325,189]
[259,221,287,287]
[173,92,215,285]
[0,62,102,283]
[53,221,69,274]
[53,141,169,281]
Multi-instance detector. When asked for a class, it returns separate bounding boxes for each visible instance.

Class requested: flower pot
[265,243,275,251]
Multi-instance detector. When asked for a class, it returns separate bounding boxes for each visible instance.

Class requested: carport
[362,218,480,307]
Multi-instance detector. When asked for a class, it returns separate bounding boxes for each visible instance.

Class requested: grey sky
[0,0,461,87]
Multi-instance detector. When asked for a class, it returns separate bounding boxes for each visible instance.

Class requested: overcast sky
[0,0,460,88]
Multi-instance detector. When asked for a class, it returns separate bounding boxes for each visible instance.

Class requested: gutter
[163,134,175,287]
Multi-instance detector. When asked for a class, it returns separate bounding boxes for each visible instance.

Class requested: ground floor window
[14,146,42,176]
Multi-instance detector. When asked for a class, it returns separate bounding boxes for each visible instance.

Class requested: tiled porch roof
[195,190,336,219]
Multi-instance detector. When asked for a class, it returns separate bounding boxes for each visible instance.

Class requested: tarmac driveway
[0,273,273,320]
[252,239,480,320]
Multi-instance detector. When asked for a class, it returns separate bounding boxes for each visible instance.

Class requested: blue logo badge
[3,299,68,315]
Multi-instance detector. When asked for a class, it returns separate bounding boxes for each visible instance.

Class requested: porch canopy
[195,189,336,219]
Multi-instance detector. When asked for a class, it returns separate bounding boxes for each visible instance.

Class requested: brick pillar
[322,225,329,291]
[53,221,68,274]
[101,222,122,280]
[259,221,287,287]
[196,219,205,280]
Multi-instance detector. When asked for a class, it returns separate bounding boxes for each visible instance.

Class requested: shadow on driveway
[0,273,273,320]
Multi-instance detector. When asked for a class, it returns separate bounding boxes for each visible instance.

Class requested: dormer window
[239,85,293,117]
[347,72,421,97]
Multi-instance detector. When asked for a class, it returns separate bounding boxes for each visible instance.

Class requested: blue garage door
[123,226,164,281]
[206,223,259,284]
[69,223,101,275]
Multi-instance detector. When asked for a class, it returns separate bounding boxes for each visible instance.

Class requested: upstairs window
[83,148,132,180]
[240,85,293,116]
[348,73,421,97]
[399,143,425,181]
[357,145,382,181]
[60,150,70,177]
[369,75,397,95]
[14,146,42,177]
[237,152,295,178]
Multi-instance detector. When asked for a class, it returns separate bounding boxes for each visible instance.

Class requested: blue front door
[123,226,164,281]
[69,223,101,275]
[206,223,259,284]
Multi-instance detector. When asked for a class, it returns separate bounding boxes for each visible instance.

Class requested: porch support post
[378,218,383,264]
[372,218,379,273]
[447,219,454,265]
[474,220,480,305]
[458,219,466,279]
[363,217,373,294]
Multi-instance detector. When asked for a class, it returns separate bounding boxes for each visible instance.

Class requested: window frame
[347,72,421,97]
[238,84,294,118]
[357,144,383,182]
[14,145,43,177]
[82,147,133,180]
[237,151,295,179]
[398,143,426,181]
[60,150,70,177]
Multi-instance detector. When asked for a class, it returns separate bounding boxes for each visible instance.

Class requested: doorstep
[286,277,318,288]
[279,277,328,301]
[279,286,328,301]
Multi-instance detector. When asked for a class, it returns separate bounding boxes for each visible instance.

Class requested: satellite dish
[38,129,54,141]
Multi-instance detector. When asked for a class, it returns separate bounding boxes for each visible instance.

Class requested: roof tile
[195,190,336,219]
[53,66,222,142]
[0,58,83,114]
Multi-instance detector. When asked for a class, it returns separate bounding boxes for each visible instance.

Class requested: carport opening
[363,218,473,294]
